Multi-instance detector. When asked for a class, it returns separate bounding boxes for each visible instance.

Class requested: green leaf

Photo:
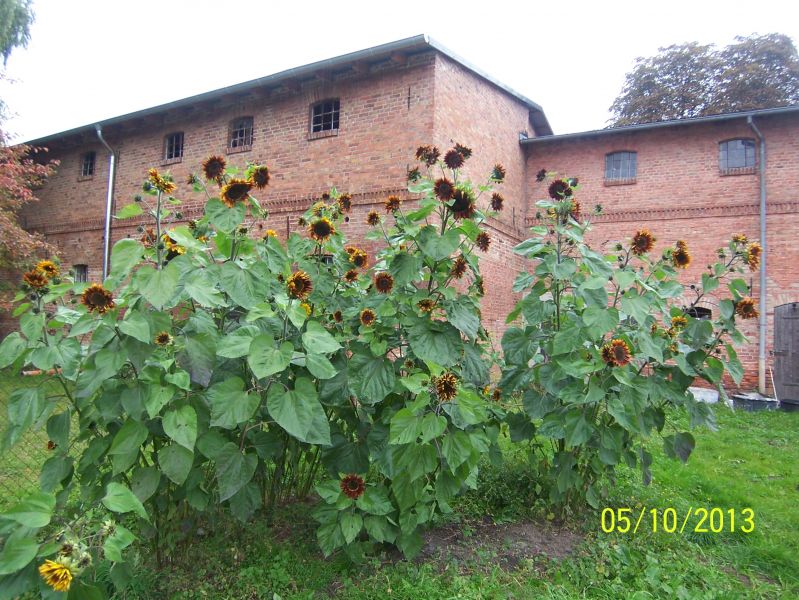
[583,306,619,338]
[2,492,55,528]
[215,443,258,502]
[132,262,179,310]
[408,321,461,367]
[184,269,225,307]
[114,202,144,219]
[302,321,341,354]
[389,408,420,445]
[208,377,259,429]
[317,521,345,556]
[206,197,246,232]
[144,384,175,418]
[445,298,480,340]
[621,290,651,324]
[248,335,292,379]
[158,444,194,485]
[267,378,331,445]
[0,538,39,575]
[564,410,594,447]
[108,419,148,457]
[131,466,161,502]
[162,405,197,451]
[501,327,537,365]
[218,262,265,309]
[442,431,473,470]
[39,456,73,493]
[304,353,338,379]
[45,411,70,450]
[725,344,744,384]
[68,582,107,600]
[103,525,135,563]
[348,352,396,403]
[663,432,696,463]
[118,311,151,344]
[339,512,363,544]
[165,370,191,390]
[552,259,577,279]
[2,387,45,449]
[102,483,149,521]
[389,252,421,286]
[418,226,460,260]
[216,327,258,358]
[356,487,394,516]
[0,333,27,369]
[419,413,447,443]
[109,239,145,282]
[364,515,397,543]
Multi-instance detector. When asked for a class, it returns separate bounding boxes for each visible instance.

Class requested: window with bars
[310,99,340,135]
[605,151,637,182]
[719,139,755,172]
[80,152,96,178]
[229,117,254,151]
[164,132,184,162]
[74,264,88,283]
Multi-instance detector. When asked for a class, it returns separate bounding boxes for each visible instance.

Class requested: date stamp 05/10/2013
[600,507,755,535]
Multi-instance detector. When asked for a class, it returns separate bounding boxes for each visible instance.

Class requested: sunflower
[671,315,688,329]
[23,270,48,289]
[186,173,198,186]
[154,331,173,346]
[249,165,270,189]
[202,155,226,182]
[287,270,313,299]
[385,195,401,213]
[340,474,366,500]
[568,199,581,221]
[332,310,343,322]
[450,256,467,279]
[311,201,327,217]
[454,143,472,159]
[308,217,335,243]
[148,168,176,194]
[47,440,57,451]
[548,178,573,199]
[535,168,547,183]
[297,216,307,227]
[415,145,440,166]
[301,303,312,317]
[434,372,458,402]
[39,559,73,592]
[473,277,485,296]
[36,260,59,278]
[475,232,491,252]
[337,193,352,213]
[601,339,632,367]
[672,242,691,269]
[346,247,368,268]
[344,269,359,283]
[491,163,506,182]
[450,188,476,220]
[417,298,435,312]
[434,177,455,201]
[81,284,115,313]
[735,297,759,319]
[444,149,464,170]
[220,178,252,208]
[360,308,376,326]
[163,234,185,256]
[374,272,394,294]
[366,211,380,226]
[746,242,762,271]
[407,167,421,182]
[492,388,502,402]
[732,233,748,245]
[263,229,277,239]
[490,192,504,211]
[631,229,656,255]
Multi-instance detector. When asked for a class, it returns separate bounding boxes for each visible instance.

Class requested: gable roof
[26,34,552,146]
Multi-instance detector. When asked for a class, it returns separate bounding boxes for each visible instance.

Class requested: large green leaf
[218,262,265,309]
[583,306,619,339]
[215,443,258,501]
[248,335,292,379]
[356,486,394,515]
[103,525,135,563]
[206,197,246,232]
[407,321,461,366]
[417,226,461,260]
[564,410,594,447]
[109,238,145,280]
[159,444,194,485]
[108,419,148,457]
[208,377,259,429]
[133,262,180,310]
[389,252,422,286]
[445,298,480,340]
[162,405,197,451]
[118,311,151,344]
[302,321,341,354]
[0,333,27,369]
[216,326,258,359]
[267,378,330,445]
[2,492,55,528]
[0,538,39,575]
[2,387,45,449]
[305,353,338,380]
[180,334,217,387]
[348,352,396,403]
[184,269,226,307]
[102,483,149,521]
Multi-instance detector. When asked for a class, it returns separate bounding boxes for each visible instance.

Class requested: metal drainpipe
[95,125,117,280]
[747,116,768,395]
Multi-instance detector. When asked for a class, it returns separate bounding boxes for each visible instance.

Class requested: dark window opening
[80,152,96,178]
[686,306,712,320]
[164,132,184,161]
[229,117,254,150]
[719,139,755,171]
[311,99,340,133]
[74,264,88,283]
[605,151,637,181]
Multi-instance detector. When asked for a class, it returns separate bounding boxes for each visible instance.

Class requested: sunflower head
[311,201,327,217]
[39,560,73,592]
[454,143,472,159]
[548,178,573,199]
[301,302,312,317]
[407,167,421,182]
[475,232,491,252]
[434,177,455,201]
[631,229,656,255]
[263,229,277,240]
[374,272,394,294]
[535,168,548,182]
[450,256,467,279]
[671,315,688,329]
[366,211,380,226]
[344,269,359,283]
[337,193,352,213]
[359,308,376,326]
[415,145,440,166]
[492,388,502,402]
[23,270,48,289]
[36,260,60,278]
[491,163,506,182]
[332,310,343,323]
[346,246,368,269]
[450,188,476,220]
[490,192,504,211]
[732,233,748,245]
[308,217,335,243]
[444,148,464,170]
[249,165,270,189]
[220,178,252,208]
[385,195,401,213]
[434,372,458,402]
[672,242,691,269]
[202,155,227,182]
[746,242,762,271]
[81,284,115,313]
[148,168,176,194]
[154,331,173,346]
[340,474,366,500]
[602,339,632,367]
[735,297,759,320]
[287,270,313,299]
[417,298,435,313]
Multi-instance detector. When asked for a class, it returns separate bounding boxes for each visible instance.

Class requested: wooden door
[774,303,799,403]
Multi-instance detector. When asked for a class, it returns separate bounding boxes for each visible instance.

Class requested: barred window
[605,151,637,181]
[311,99,340,133]
[74,264,88,283]
[80,152,96,178]
[719,139,755,171]
[229,117,254,151]
[164,132,184,162]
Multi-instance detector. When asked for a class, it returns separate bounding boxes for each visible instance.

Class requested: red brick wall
[524,113,799,393]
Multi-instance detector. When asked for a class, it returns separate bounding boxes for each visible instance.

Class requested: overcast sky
[1,0,798,142]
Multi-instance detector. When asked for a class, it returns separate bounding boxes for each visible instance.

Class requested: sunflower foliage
[0,147,504,595]
[501,174,757,512]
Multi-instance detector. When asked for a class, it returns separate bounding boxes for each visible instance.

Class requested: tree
[609,34,799,126]
[0,0,33,65]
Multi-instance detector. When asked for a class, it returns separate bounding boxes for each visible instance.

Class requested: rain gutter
[95,124,117,280]
[747,116,768,395]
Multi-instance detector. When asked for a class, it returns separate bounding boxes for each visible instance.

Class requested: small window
[310,99,340,135]
[74,264,88,283]
[605,151,637,182]
[719,139,755,172]
[164,132,184,162]
[686,306,712,320]
[229,117,253,152]
[80,152,95,178]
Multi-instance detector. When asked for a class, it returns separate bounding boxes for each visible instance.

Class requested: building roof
[521,104,799,145]
[26,34,552,146]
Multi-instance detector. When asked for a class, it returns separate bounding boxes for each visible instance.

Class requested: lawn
[2,370,797,599]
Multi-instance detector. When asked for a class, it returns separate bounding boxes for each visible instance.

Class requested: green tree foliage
[610,33,799,126]
[0,0,33,66]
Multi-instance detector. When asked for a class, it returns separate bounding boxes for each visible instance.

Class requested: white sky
[1,0,798,142]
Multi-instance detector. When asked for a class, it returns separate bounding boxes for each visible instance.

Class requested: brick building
[12,35,799,397]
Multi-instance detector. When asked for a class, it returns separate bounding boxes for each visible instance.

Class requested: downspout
[95,124,117,280]
[747,116,767,395]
